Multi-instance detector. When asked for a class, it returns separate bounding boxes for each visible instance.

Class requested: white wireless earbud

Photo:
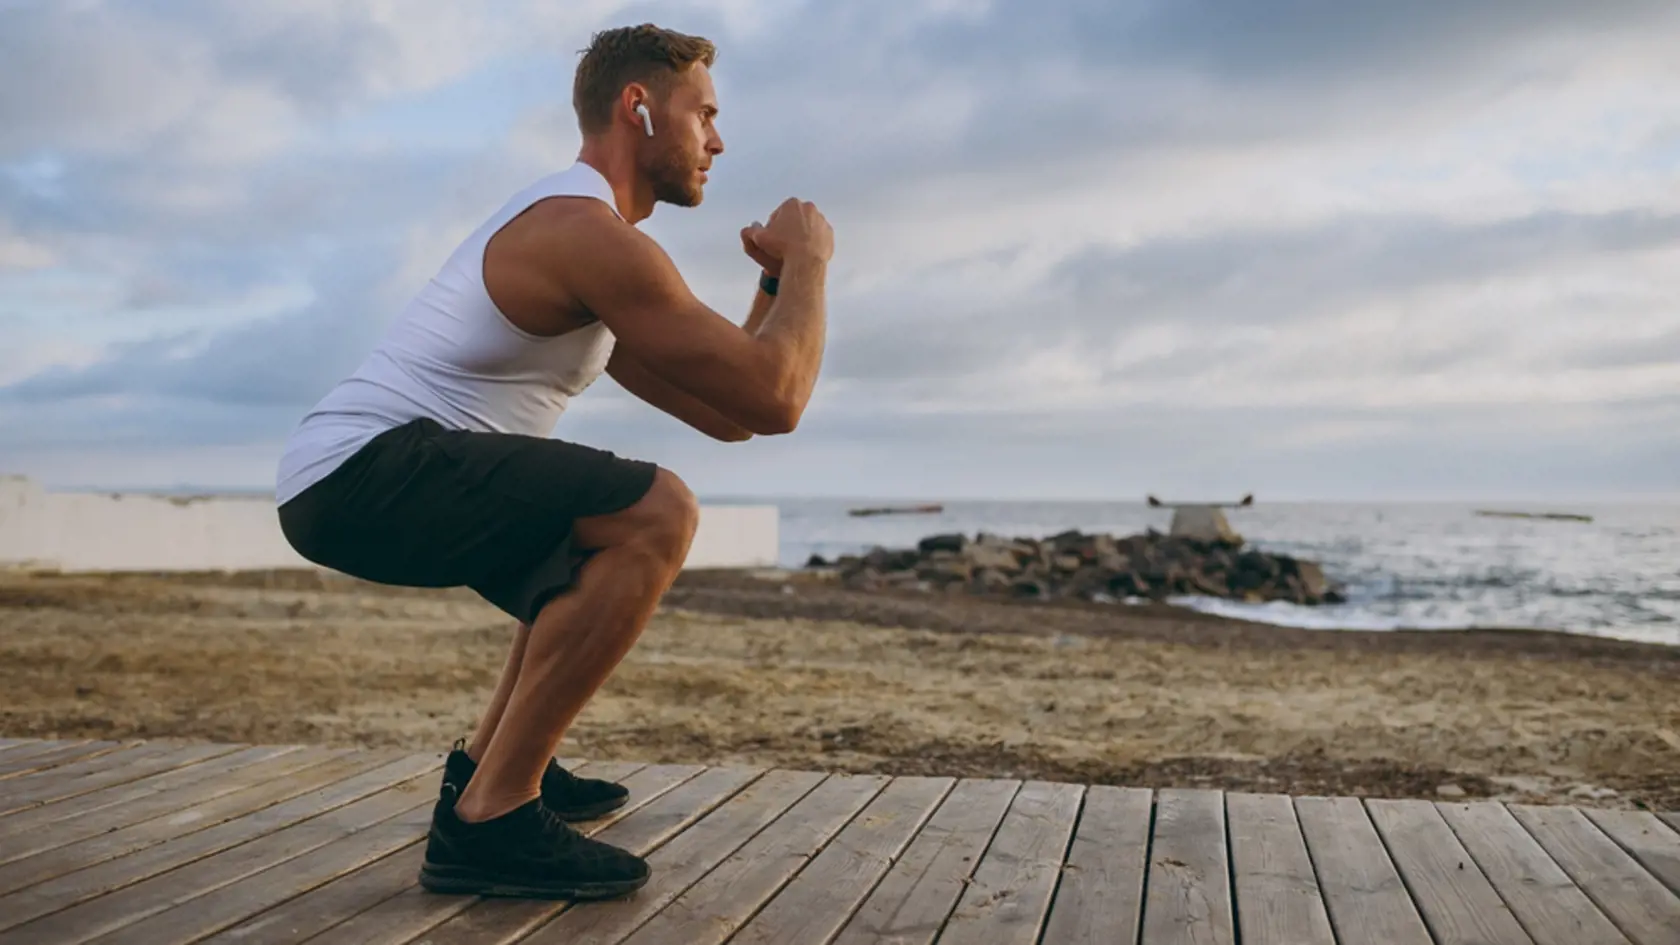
[635,103,654,137]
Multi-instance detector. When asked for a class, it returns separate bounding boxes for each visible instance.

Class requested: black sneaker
[441,740,629,821]
[418,784,650,899]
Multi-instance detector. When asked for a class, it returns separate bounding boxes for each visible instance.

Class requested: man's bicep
[564,223,755,377]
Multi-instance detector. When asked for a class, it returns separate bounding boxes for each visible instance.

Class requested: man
[274,24,831,900]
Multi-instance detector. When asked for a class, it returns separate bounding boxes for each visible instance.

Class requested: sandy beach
[2,567,1676,810]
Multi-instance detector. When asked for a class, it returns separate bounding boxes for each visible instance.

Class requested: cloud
[2,0,1678,500]
[0,227,54,270]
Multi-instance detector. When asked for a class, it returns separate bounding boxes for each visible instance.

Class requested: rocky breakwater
[810,529,1346,606]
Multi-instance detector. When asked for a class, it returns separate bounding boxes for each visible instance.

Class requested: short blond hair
[573,24,717,134]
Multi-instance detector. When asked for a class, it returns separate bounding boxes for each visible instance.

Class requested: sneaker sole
[550,794,630,822]
[418,861,649,900]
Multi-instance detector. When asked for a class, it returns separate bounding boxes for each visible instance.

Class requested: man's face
[639,64,723,207]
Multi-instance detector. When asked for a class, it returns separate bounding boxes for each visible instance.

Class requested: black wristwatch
[759,271,779,296]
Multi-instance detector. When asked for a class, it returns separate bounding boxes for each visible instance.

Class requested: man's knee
[633,469,700,562]
[573,467,699,561]
[641,467,695,548]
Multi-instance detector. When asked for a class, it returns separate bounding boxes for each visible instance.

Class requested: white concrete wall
[0,475,778,573]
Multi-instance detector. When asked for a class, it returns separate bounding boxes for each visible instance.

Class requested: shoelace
[535,801,585,847]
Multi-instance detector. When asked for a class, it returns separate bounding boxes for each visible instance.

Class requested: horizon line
[15,479,1679,508]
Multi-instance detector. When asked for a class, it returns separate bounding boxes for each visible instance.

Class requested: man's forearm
[742,274,776,336]
[751,255,827,425]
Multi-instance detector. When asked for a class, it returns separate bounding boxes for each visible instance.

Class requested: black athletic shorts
[277,417,660,625]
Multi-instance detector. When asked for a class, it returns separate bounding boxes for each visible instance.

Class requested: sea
[706,497,1680,647]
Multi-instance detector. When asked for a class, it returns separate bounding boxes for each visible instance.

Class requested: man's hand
[741,198,834,276]
[740,222,780,276]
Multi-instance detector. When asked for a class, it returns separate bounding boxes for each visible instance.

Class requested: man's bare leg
[463,622,530,763]
[453,469,698,823]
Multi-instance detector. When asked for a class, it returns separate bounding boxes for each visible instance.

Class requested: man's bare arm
[605,347,754,442]
[607,272,779,439]
[741,278,776,336]
[561,200,831,435]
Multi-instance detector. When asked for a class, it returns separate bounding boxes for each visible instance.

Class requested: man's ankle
[452,786,538,825]
[457,736,487,765]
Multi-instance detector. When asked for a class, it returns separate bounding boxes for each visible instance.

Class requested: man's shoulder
[496,195,652,266]
[524,190,621,224]
[483,190,681,319]
[504,196,670,275]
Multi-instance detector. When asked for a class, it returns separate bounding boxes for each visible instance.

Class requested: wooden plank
[0,740,109,779]
[616,773,890,945]
[1,742,180,789]
[1039,785,1153,945]
[1137,788,1235,945]
[1437,801,1632,945]
[1661,813,1680,835]
[523,769,827,945]
[1224,792,1336,945]
[0,747,370,897]
[937,780,1085,945]
[1510,803,1680,945]
[0,739,99,772]
[0,740,40,756]
[1294,795,1433,945]
[0,746,320,864]
[413,764,752,945]
[0,741,244,815]
[80,799,437,945]
[0,741,165,788]
[0,750,432,932]
[0,740,81,768]
[727,776,954,945]
[200,840,419,945]
[830,778,1020,945]
[1367,798,1534,945]
[0,744,306,831]
[295,762,724,945]
[1582,808,1680,897]
[0,763,440,944]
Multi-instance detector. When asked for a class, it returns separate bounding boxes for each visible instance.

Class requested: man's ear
[619,82,653,126]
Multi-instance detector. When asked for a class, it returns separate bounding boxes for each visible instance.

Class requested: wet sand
[2,567,1676,809]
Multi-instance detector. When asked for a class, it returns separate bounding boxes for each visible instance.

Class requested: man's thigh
[570,467,698,552]
[280,418,660,615]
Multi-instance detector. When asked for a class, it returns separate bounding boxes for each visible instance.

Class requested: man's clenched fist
[741,198,833,274]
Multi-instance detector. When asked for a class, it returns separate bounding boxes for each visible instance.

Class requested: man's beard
[644,142,703,207]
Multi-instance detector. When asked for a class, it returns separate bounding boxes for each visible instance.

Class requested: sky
[2,0,1678,503]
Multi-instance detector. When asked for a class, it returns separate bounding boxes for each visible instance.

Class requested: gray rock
[1168,506,1243,546]
[826,527,1342,608]
[1010,577,1051,599]
[916,559,973,584]
[1294,560,1330,601]
[969,568,1012,594]
[917,533,968,554]
[962,543,1022,572]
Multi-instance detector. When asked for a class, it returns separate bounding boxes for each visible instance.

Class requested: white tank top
[275,162,623,505]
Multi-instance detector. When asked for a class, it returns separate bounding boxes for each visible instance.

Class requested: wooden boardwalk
[0,737,1676,944]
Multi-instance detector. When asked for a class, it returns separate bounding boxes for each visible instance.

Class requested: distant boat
[1474,509,1593,523]
[848,503,944,517]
